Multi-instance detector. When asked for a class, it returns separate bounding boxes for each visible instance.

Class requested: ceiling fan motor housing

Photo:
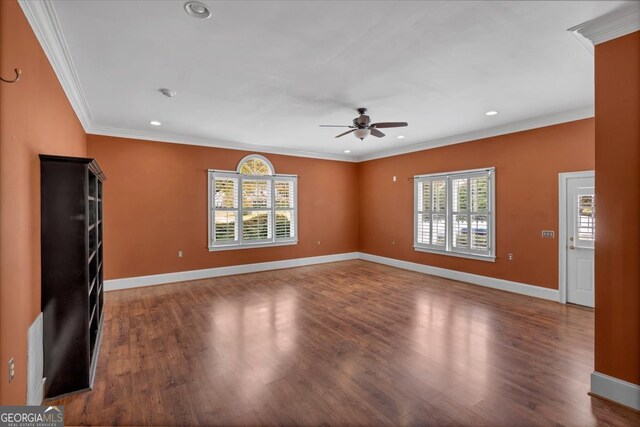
[354,114,371,128]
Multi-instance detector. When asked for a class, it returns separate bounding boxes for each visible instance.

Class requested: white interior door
[565,175,595,307]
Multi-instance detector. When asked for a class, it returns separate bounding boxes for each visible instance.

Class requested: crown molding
[18,0,353,162]
[18,0,94,130]
[17,0,596,164]
[88,126,356,162]
[90,106,592,164]
[568,3,640,46]
[355,106,594,162]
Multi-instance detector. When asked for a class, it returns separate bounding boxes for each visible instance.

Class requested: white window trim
[208,156,298,251]
[413,167,496,262]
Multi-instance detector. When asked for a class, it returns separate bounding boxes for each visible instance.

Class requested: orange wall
[86,135,359,280]
[358,119,595,289]
[0,0,618,405]
[0,0,87,404]
[594,32,640,386]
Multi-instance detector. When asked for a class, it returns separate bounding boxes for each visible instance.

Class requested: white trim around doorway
[558,170,595,304]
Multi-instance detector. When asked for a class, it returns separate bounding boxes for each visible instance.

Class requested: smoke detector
[159,88,177,98]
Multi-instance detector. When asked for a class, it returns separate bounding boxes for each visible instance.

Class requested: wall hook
[0,69,21,83]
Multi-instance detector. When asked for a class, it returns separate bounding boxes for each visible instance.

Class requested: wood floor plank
[53,260,640,426]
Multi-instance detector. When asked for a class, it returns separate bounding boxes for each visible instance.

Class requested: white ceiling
[46,1,629,160]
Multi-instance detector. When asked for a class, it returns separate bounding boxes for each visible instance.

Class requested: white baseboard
[105,251,559,302]
[358,252,560,301]
[591,372,640,411]
[105,252,359,291]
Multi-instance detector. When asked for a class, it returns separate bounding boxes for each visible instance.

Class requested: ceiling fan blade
[370,128,385,138]
[335,129,356,138]
[319,125,352,128]
[371,122,408,128]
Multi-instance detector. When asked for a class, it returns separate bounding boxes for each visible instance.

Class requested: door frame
[558,170,595,304]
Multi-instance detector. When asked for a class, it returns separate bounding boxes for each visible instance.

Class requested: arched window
[208,154,297,250]
[237,155,274,176]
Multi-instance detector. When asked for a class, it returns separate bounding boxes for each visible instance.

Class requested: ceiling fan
[319,108,408,140]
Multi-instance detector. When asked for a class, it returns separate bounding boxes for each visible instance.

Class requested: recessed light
[397,135,405,139]
[159,88,177,98]
[344,150,351,154]
[150,121,162,126]
[485,110,498,116]
[184,1,212,19]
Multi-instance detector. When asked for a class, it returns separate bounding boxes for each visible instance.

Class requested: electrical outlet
[317,240,321,245]
[542,230,555,238]
[392,240,395,245]
[393,176,397,182]
[178,250,183,258]
[508,253,514,261]
[8,357,14,383]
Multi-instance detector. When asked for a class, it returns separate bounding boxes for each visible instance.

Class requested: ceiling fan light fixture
[354,128,371,140]
[184,1,212,19]
[321,107,408,140]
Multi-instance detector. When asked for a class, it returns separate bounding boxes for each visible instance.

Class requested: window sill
[414,246,496,262]
[209,240,298,252]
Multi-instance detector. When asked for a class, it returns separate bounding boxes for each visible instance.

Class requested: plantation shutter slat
[242,179,271,209]
[416,181,431,245]
[212,175,239,245]
[274,179,295,240]
[469,175,489,251]
[242,210,272,241]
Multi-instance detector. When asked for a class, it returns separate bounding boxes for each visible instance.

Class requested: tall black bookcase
[40,154,106,399]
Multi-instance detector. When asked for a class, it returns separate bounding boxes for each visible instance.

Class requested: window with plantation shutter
[213,175,239,244]
[208,155,297,250]
[416,178,447,248]
[414,168,495,261]
[274,179,295,240]
[575,191,595,247]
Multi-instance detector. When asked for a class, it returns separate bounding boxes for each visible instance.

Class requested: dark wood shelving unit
[40,154,106,399]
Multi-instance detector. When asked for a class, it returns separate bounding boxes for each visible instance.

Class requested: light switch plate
[542,230,555,238]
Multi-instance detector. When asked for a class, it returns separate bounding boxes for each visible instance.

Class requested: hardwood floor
[54,260,640,426]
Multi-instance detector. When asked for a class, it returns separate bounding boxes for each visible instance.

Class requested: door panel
[566,175,595,307]
[576,259,593,292]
